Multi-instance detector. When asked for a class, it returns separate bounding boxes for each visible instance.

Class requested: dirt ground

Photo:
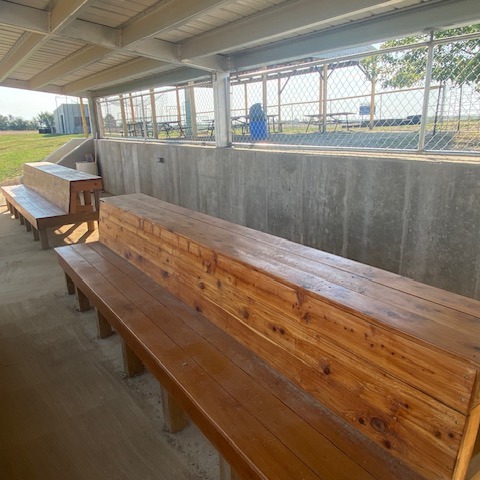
[0,193,217,480]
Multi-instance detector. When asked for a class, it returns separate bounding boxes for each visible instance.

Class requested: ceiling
[0,0,479,98]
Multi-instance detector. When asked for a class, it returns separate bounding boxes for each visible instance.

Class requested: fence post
[88,94,102,139]
[213,71,232,147]
[418,32,434,151]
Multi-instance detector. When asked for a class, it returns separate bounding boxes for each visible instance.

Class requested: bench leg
[219,456,241,480]
[32,227,40,241]
[65,273,76,295]
[97,310,113,339]
[25,220,32,232]
[75,286,92,312]
[121,339,144,378]
[39,229,49,250]
[87,220,95,231]
[18,213,25,225]
[7,201,14,215]
[13,207,19,219]
[160,385,187,433]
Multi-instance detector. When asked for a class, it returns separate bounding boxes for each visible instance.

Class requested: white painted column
[213,71,232,147]
[418,32,434,151]
[87,93,102,139]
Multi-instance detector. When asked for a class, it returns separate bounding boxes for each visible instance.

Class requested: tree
[357,56,380,129]
[104,113,116,130]
[36,111,54,131]
[372,25,480,89]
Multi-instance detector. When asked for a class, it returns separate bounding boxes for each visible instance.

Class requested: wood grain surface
[96,193,480,480]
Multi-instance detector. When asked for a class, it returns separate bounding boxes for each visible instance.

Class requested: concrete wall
[96,139,480,300]
[45,138,94,168]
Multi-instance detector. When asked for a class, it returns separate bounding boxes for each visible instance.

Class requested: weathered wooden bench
[55,193,480,480]
[1,162,103,249]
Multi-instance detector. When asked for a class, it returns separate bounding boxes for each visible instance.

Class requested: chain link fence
[97,29,480,154]
[98,82,214,141]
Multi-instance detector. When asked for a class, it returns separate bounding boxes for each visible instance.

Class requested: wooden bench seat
[1,162,102,249]
[56,242,421,480]
[55,192,480,480]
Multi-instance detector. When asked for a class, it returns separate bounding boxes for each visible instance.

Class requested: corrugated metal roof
[0,0,478,97]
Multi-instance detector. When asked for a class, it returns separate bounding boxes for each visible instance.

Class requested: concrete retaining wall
[96,139,480,299]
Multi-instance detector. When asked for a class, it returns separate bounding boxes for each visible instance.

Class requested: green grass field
[0,132,84,182]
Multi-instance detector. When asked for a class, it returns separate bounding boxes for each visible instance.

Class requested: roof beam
[0,0,227,88]
[122,38,178,62]
[49,0,93,33]
[232,0,480,69]
[30,45,112,89]
[63,58,171,94]
[0,1,48,33]
[120,0,237,46]
[0,77,63,94]
[0,32,44,82]
[92,67,209,98]
[180,0,406,59]
[0,0,97,83]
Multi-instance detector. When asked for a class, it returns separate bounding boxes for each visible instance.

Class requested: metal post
[318,69,323,132]
[175,87,182,125]
[79,97,89,137]
[277,77,282,133]
[140,94,147,137]
[418,32,434,151]
[262,66,268,114]
[322,64,328,133]
[87,94,101,139]
[213,71,232,147]
[243,82,248,117]
[187,83,198,139]
[150,89,158,138]
[119,94,128,137]
[369,76,376,131]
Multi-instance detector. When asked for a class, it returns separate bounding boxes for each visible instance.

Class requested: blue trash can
[249,103,268,141]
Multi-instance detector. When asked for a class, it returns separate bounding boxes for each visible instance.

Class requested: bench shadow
[50,222,99,247]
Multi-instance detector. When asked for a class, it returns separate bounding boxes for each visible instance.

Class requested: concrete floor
[0,194,217,480]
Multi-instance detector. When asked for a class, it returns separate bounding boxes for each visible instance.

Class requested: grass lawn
[0,131,84,182]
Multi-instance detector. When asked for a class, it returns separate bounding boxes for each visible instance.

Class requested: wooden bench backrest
[23,162,102,213]
[99,193,480,480]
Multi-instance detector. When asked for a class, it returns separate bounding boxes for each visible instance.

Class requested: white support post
[213,71,232,147]
[87,93,101,139]
[418,32,434,151]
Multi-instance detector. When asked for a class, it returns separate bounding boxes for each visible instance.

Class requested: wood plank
[98,197,480,400]
[121,338,144,377]
[160,385,187,433]
[128,193,480,319]
[97,310,113,339]
[55,246,339,480]
[100,196,480,368]
[75,285,91,312]
[39,229,49,250]
[23,163,72,212]
[96,195,480,480]
[22,162,103,214]
[99,206,468,404]
[454,404,480,480]
[113,194,480,348]
[65,272,75,294]
[87,241,423,480]
[1,184,99,237]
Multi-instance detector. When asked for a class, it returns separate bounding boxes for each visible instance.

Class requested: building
[53,103,90,134]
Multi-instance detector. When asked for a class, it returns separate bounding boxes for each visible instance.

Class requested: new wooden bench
[1,162,103,249]
[55,193,480,480]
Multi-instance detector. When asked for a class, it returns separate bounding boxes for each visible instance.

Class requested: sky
[0,86,77,119]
